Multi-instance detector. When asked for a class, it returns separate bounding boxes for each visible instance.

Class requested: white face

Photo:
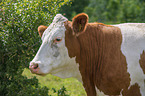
[31,25,66,73]
[29,14,82,81]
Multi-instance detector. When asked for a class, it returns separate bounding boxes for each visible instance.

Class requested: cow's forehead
[42,14,68,41]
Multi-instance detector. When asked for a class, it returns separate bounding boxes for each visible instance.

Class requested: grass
[22,68,86,96]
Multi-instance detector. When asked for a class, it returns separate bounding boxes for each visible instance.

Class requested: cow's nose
[29,62,39,72]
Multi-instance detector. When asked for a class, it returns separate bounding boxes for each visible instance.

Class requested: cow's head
[29,13,88,81]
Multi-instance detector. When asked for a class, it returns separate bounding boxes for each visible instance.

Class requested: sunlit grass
[22,68,86,96]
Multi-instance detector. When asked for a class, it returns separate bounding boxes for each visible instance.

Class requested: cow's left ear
[38,25,48,37]
[72,13,88,36]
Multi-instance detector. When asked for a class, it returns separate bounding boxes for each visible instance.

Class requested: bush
[0,0,70,95]
[84,0,145,23]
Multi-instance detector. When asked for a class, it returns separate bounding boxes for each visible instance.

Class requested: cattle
[29,13,145,96]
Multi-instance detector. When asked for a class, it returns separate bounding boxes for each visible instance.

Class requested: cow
[29,13,145,96]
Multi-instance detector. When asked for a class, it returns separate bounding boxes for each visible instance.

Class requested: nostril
[29,63,39,69]
[34,64,38,69]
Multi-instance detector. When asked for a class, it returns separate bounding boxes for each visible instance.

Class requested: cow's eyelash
[53,37,62,43]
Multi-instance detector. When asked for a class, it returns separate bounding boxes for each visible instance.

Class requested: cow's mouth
[30,70,46,76]
[36,73,46,76]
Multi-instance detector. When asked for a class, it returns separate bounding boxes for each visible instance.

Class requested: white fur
[30,14,82,81]
[114,23,145,96]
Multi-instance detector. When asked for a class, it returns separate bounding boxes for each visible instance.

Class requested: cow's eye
[54,37,62,43]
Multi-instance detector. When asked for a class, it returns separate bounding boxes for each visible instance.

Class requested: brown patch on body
[139,50,145,74]
[122,83,141,96]
[93,24,130,95]
[64,13,132,96]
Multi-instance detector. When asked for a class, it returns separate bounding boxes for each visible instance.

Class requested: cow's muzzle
[29,62,39,74]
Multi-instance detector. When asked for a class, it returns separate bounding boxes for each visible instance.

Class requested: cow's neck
[76,23,107,95]
[79,23,130,96]
[65,23,130,96]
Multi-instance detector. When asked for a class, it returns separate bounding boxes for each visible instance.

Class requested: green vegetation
[60,0,145,23]
[22,69,86,96]
[0,0,72,96]
[1,0,145,96]
[59,0,89,20]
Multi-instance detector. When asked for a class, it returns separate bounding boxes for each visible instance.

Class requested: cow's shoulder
[113,23,145,96]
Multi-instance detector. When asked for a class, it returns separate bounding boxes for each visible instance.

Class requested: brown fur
[139,50,145,74]
[38,25,48,37]
[65,13,131,96]
[122,83,141,96]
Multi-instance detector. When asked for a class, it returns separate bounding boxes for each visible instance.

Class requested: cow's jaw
[51,56,82,82]
[30,14,82,82]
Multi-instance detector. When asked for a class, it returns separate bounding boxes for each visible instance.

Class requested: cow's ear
[38,25,48,37]
[72,13,88,36]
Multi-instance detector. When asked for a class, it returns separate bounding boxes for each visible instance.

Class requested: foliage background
[60,0,145,23]
[1,0,145,96]
[0,0,72,96]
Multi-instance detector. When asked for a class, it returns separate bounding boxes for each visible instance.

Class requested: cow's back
[114,23,145,96]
